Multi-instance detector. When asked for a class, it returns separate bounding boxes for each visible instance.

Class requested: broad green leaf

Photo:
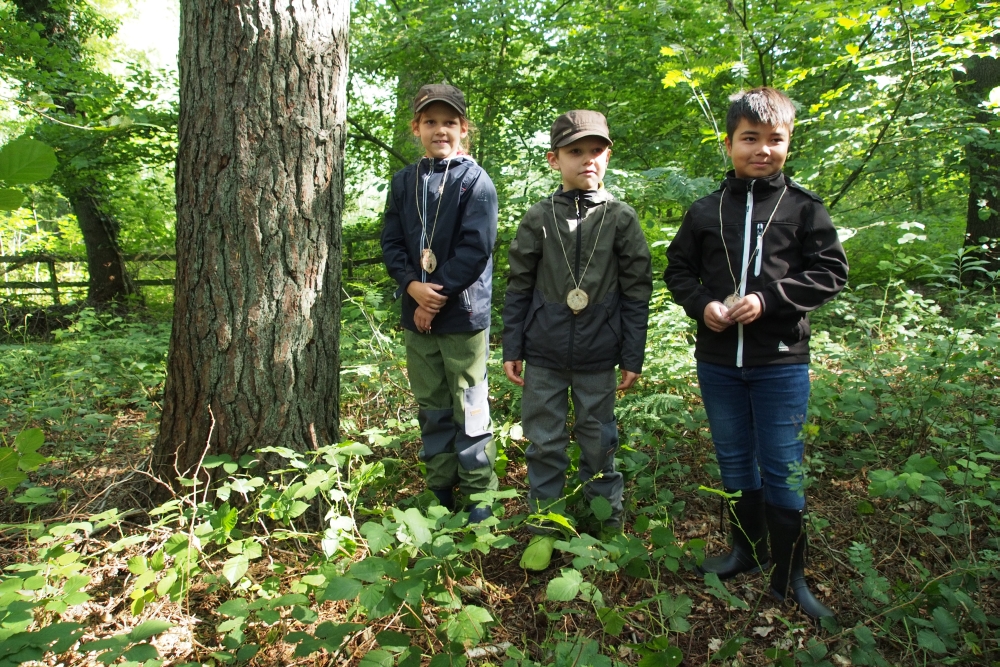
[17,452,48,472]
[917,629,947,653]
[0,187,24,210]
[393,507,434,547]
[442,604,493,647]
[597,607,625,636]
[236,644,259,661]
[222,555,249,585]
[122,643,160,662]
[638,646,683,667]
[0,137,58,184]
[217,598,248,617]
[546,569,583,601]
[0,447,26,492]
[349,557,388,583]
[590,496,612,522]
[129,619,174,642]
[14,428,44,454]
[359,649,394,667]
[322,576,363,601]
[375,630,411,648]
[127,556,148,575]
[932,606,959,637]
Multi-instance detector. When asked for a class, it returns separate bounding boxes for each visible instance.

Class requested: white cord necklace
[415,157,452,274]
[719,184,787,308]
[549,194,609,314]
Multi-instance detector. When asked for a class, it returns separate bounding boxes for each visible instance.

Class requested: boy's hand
[617,370,640,391]
[504,360,524,386]
[413,305,436,333]
[703,301,734,332]
[728,294,762,325]
[407,281,448,312]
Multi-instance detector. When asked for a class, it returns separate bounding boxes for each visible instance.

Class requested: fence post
[47,260,60,305]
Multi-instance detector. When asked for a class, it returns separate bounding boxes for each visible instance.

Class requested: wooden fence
[0,231,385,304]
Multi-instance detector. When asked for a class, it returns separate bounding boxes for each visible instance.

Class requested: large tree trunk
[958,49,1000,274]
[68,187,136,303]
[154,0,349,483]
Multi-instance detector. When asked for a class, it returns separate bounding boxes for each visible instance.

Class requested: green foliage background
[1,0,999,665]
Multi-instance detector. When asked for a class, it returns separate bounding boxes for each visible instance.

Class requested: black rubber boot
[698,488,769,580]
[430,487,456,511]
[766,504,835,620]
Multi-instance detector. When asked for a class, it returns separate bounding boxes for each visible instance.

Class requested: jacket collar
[417,154,475,173]
[552,185,614,206]
[722,170,786,196]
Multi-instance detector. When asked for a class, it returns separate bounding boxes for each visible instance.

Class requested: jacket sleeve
[615,206,653,374]
[758,202,849,316]
[664,210,715,324]
[501,208,543,362]
[433,168,498,298]
[380,172,419,297]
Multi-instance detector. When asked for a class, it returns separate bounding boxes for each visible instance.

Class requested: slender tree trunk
[958,48,1000,274]
[12,0,138,304]
[68,187,136,303]
[154,0,349,483]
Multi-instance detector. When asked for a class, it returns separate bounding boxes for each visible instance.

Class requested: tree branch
[828,1,915,211]
[347,116,409,166]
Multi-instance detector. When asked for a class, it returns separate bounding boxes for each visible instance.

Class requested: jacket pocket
[795,317,811,342]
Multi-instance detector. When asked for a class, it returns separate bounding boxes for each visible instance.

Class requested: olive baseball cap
[550,110,613,150]
[413,84,467,116]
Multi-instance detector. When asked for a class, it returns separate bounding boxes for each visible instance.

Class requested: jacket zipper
[420,160,432,280]
[737,181,755,368]
[568,196,582,366]
[754,222,764,277]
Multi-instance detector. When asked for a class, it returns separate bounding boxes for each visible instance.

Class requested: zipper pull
[575,196,581,220]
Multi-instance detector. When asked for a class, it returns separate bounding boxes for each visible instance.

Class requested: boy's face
[412,102,468,159]
[546,136,611,191]
[725,119,791,179]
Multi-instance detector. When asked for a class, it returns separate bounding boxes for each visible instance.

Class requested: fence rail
[0,232,384,303]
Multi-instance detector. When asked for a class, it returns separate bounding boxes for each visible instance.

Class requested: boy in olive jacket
[502,111,652,537]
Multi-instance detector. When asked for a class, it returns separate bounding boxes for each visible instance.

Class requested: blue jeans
[696,361,810,510]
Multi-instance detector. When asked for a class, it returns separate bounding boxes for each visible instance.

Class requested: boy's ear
[723,134,733,155]
[546,150,560,170]
[411,117,421,136]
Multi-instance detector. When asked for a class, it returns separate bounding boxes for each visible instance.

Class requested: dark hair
[725,87,796,137]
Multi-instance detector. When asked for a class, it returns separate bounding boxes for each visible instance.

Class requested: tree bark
[68,187,136,303]
[958,50,1000,271]
[154,0,349,483]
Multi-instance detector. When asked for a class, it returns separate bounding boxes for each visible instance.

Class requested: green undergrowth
[0,242,999,666]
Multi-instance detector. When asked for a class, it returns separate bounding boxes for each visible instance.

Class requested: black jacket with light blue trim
[664,170,849,366]
[502,187,653,373]
[381,155,498,334]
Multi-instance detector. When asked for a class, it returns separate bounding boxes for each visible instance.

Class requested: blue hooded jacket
[381,155,498,334]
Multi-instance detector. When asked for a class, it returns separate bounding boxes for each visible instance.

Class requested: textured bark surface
[69,188,136,303]
[155,0,349,480]
[958,49,1000,272]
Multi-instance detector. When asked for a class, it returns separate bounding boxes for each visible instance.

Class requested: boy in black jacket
[503,111,652,550]
[665,87,848,619]
[381,85,499,523]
